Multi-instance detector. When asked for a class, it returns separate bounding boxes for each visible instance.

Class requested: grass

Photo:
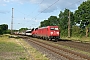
[0,35,28,60]
[0,34,49,60]
[59,36,90,56]
[61,36,90,43]
[0,42,23,52]
[18,38,49,60]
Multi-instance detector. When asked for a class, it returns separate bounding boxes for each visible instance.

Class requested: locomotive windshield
[26,31,32,33]
[50,28,59,30]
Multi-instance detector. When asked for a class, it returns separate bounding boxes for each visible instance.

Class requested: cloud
[38,0,86,13]
[17,0,86,13]
[2,4,7,6]
[0,0,87,13]
[4,0,10,2]
[0,10,10,14]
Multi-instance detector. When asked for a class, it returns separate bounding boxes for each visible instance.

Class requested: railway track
[21,37,90,60]
[15,35,90,60]
[55,40,90,53]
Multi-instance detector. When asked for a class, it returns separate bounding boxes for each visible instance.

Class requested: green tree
[0,28,3,34]
[40,16,58,27]
[74,1,90,28]
[48,16,58,26]
[59,9,74,30]
[19,28,28,32]
[58,9,74,37]
[0,24,8,34]
[40,20,49,27]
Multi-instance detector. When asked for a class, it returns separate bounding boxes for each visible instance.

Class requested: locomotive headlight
[57,32,59,34]
[51,32,53,35]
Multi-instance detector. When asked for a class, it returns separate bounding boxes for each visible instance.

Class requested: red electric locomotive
[32,26,60,41]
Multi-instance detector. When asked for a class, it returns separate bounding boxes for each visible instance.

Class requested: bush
[71,26,85,37]
[60,29,68,37]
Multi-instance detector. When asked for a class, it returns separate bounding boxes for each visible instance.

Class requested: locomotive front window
[55,28,59,30]
[50,28,54,30]
[50,28,59,30]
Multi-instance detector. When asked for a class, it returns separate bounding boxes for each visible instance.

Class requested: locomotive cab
[48,26,60,41]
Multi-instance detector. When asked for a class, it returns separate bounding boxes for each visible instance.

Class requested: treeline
[0,24,10,35]
[40,1,90,37]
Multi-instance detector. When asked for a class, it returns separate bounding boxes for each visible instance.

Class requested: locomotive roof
[38,26,58,29]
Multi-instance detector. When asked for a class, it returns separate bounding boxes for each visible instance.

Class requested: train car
[32,26,60,41]
[25,29,32,36]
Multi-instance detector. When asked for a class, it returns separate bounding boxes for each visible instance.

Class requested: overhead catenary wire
[26,0,45,17]
[30,0,60,20]
[13,0,45,29]
[13,0,82,20]
[31,0,83,20]
[14,0,45,19]
[14,1,46,27]
[14,0,83,20]
[13,0,84,29]
[40,0,44,4]
[20,0,82,28]
[41,0,59,13]
[65,0,82,9]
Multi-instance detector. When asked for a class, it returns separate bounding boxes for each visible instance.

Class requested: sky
[0,0,86,30]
